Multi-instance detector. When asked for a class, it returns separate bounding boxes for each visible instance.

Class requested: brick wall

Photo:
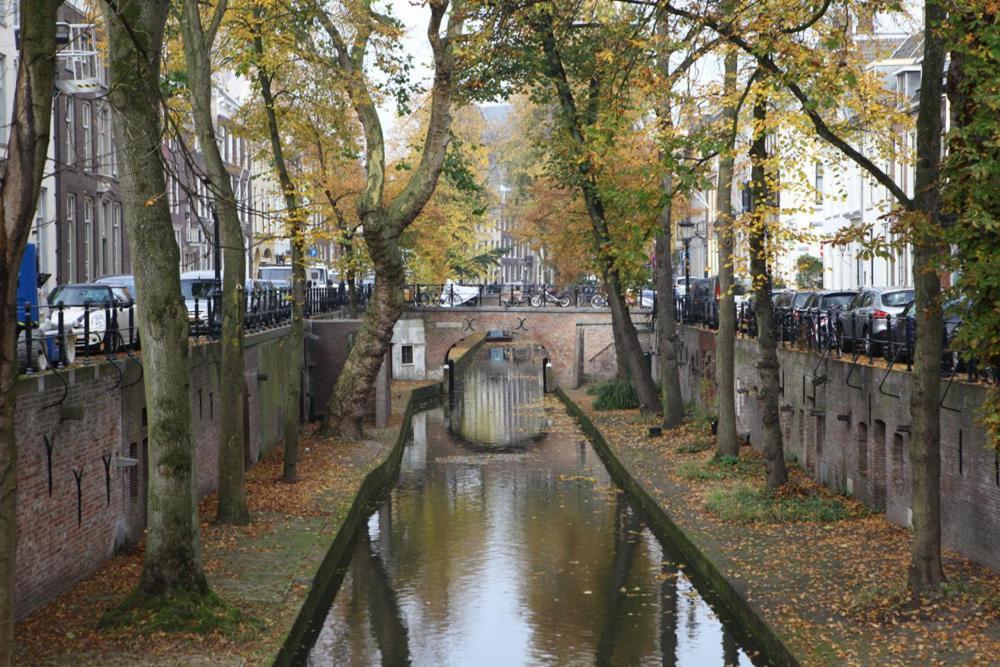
[13,327,296,619]
[668,326,999,571]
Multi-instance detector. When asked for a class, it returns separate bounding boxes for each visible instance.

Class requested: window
[64,97,75,166]
[814,163,824,205]
[112,202,122,273]
[401,345,414,365]
[100,200,109,276]
[97,105,111,175]
[65,195,76,280]
[83,197,93,280]
[82,101,92,170]
[0,54,7,144]
[35,188,48,269]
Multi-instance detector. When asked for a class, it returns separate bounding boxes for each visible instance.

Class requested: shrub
[685,400,717,432]
[592,378,640,410]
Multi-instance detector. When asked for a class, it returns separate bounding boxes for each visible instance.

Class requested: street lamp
[678,218,695,317]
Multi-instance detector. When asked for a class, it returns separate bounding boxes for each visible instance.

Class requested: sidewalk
[15,383,435,666]
[561,387,1000,666]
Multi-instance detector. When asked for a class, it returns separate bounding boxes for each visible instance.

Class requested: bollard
[57,304,67,366]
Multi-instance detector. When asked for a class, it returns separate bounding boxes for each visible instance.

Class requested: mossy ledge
[556,387,800,667]
[273,383,442,665]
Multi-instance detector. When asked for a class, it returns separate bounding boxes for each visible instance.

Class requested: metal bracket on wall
[72,467,84,527]
[896,424,911,434]
[845,349,864,391]
[939,374,961,413]
[877,362,901,398]
[102,454,112,506]
[106,353,124,391]
[836,413,852,423]
[44,435,54,496]
[121,345,144,390]
[513,317,528,332]
[462,317,475,332]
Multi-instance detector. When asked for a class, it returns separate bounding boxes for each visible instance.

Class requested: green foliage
[795,254,823,289]
[592,378,640,410]
[941,7,1000,449]
[684,400,717,432]
[705,484,863,524]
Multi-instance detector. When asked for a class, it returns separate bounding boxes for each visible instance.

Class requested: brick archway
[405,306,652,388]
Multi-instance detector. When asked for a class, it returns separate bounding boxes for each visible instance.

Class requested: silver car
[838,287,915,355]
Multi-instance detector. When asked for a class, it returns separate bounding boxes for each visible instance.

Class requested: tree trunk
[0,2,60,660]
[749,98,786,492]
[534,11,660,412]
[714,49,740,458]
[653,20,685,428]
[101,0,209,597]
[655,197,685,428]
[253,25,305,484]
[907,0,946,592]
[179,0,249,525]
[324,218,404,437]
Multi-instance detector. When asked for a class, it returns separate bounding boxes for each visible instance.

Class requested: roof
[890,33,924,60]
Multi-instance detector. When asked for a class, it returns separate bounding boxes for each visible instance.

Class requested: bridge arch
[396,306,651,388]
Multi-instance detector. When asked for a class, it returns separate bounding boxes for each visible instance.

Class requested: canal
[301,343,764,665]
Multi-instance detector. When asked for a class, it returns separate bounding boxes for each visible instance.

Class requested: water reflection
[305,346,762,666]
[448,345,547,448]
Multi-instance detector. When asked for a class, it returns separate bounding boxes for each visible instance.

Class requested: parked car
[838,287,915,355]
[180,271,220,325]
[673,275,689,298]
[45,283,136,351]
[800,290,857,348]
[95,274,136,297]
[257,264,292,284]
[885,298,965,364]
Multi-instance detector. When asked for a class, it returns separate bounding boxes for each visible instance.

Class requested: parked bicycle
[531,287,571,308]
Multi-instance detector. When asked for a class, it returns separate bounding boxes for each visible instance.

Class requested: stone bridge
[390,306,653,388]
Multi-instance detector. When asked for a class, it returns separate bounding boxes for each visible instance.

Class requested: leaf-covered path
[564,387,1000,666]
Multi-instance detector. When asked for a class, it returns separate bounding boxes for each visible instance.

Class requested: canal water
[302,344,764,666]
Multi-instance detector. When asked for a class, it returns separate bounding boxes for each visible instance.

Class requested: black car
[800,290,858,348]
[885,299,965,364]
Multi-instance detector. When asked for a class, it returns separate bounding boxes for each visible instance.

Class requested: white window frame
[82,197,93,280]
[81,100,93,170]
[64,97,75,167]
[65,196,76,280]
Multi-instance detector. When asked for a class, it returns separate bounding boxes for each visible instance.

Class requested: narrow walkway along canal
[302,344,764,665]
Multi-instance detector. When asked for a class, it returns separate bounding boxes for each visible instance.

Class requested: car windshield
[259,267,292,282]
[49,285,111,306]
[111,287,133,303]
[821,294,855,308]
[883,290,915,307]
[180,279,216,299]
[794,293,812,307]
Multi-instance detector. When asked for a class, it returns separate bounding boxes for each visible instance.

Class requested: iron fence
[676,296,993,383]
[404,283,653,310]
[14,285,347,375]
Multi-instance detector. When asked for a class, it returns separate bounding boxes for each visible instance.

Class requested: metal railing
[404,283,653,310]
[14,285,348,375]
[676,297,993,383]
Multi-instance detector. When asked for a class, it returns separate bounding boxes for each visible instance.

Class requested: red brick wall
[672,325,1000,572]
[13,327,295,619]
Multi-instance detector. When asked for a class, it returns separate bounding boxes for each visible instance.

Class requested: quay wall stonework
[669,325,998,571]
[13,327,297,620]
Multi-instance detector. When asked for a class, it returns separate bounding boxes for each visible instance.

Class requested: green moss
[705,484,863,524]
[100,588,255,636]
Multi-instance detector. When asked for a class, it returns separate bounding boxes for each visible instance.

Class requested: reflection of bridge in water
[448,344,547,449]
